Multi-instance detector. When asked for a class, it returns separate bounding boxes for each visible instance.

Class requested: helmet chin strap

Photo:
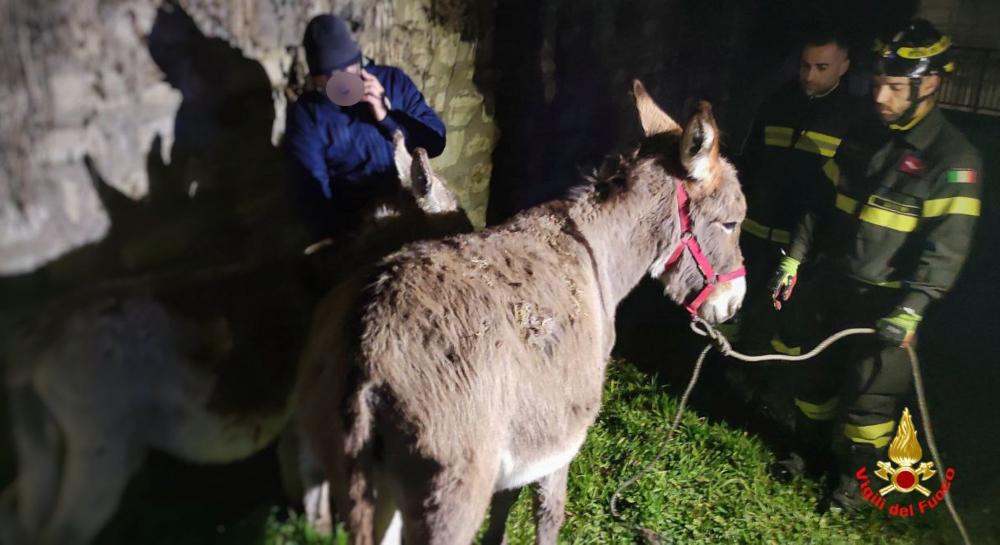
[891,78,932,130]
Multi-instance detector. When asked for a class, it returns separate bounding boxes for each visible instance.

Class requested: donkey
[0,136,471,545]
[295,80,747,545]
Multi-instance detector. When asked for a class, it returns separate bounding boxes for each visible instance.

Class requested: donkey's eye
[719,221,738,233]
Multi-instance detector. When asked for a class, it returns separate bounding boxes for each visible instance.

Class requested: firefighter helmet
[875,19,955,78]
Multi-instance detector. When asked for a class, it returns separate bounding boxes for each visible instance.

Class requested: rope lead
[610,319,972,545]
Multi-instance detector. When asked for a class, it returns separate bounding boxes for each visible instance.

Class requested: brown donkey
[296,80,747,545]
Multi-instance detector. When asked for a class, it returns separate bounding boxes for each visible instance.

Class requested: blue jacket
[284,64,446,236]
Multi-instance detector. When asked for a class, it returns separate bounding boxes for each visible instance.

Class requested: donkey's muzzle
[698,276,745,325]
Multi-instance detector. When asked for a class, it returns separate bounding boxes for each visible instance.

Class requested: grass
[257,360,953,545]
[263,510,348,545]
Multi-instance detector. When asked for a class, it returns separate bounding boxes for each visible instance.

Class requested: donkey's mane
[569,132,686,207]
[572,150,636,203]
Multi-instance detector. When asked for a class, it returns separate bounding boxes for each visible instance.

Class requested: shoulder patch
[897,153,924,175]
[947,169,978,184]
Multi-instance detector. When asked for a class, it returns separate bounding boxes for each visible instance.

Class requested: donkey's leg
[335,452,378,545]
[481,488,521,545]
[304,481,332,535]
[9,386,61,541]
[39,435,142,545]
[309,413,376,545]
[403,462,496,545]
[532,464,569,545]
[278,421,333,535]
[372,472,402,545]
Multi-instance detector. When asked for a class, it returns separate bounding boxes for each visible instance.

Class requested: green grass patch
[263,509,348,545]
[495,360,950,544]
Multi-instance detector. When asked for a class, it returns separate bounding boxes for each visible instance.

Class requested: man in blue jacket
[285,14,446,240]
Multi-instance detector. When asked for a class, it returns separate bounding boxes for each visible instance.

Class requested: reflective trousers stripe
[795,397,838,421]
[843,421,896,448]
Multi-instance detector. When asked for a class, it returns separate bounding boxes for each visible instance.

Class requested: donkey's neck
[568,173,680,311]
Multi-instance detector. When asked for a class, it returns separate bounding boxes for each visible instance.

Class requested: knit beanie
[303,14,362,75]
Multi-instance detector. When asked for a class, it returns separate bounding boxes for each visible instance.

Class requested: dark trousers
[788,270,913,471]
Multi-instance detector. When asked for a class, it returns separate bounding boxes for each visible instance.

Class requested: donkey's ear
[393,130,413,189]
[681,101,721,184]
[410,147,433,197]
[411,147,461,213]
[632,79,681,137]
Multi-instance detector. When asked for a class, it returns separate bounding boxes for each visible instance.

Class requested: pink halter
[662,182,746,316]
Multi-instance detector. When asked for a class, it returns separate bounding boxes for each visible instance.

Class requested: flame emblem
[874,408,936,496]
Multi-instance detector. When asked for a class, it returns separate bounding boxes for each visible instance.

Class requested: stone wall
[0,0,495,278]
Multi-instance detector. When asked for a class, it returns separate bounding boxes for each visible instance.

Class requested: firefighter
[734,29,881,356]
[768,19,982,512]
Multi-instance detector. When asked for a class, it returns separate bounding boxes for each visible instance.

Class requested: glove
[876,307,922,348]
[769,256,800,310]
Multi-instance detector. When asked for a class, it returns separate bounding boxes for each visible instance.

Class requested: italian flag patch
[947,169,978,184]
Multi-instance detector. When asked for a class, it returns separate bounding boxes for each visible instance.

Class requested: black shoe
[825,477,867,516]
[769,452,808,484]
[826,486,868,517]
[823,443,881,515]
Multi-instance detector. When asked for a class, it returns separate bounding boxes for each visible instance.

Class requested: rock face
[0,0,495,277]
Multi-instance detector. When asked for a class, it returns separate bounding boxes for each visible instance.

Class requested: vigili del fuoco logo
[854,408,956,517]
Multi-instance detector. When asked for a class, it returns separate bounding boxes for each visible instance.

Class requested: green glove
[876,307,922,347]
[768,256,800,310]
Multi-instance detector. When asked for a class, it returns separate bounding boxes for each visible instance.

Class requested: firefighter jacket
[789,107,983,315]
[739,80,880,246]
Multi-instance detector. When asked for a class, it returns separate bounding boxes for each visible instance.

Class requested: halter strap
[663,182,746,315]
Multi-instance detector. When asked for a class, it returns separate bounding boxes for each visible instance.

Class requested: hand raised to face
[360,69,389,121]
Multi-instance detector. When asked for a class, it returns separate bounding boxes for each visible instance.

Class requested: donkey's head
[632,80,746,324]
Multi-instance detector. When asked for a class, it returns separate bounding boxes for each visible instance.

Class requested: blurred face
[799,43,850,97]
[872,75,940,123]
